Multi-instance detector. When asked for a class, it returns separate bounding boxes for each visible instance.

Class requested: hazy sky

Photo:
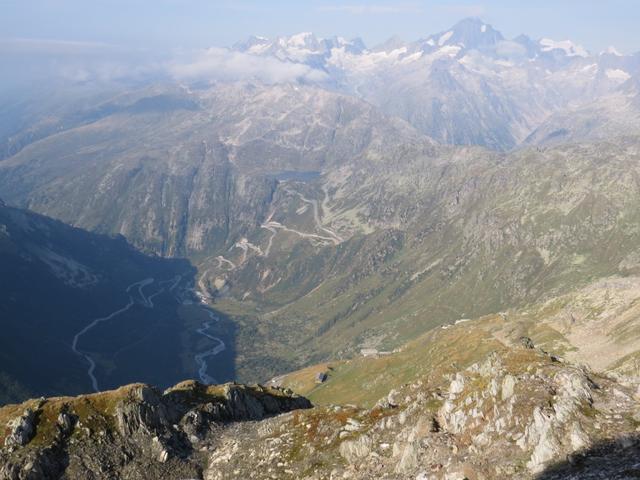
[1,0,639,53]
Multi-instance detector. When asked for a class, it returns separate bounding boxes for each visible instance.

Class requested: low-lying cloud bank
[0,37,163,88]
[168,47,328,84]
[0,37,329,89]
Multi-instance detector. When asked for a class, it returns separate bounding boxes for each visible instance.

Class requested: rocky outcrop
[3,409,36,449]
[1,347,638,479]
[227,348,636,480]
[0,381,311,480]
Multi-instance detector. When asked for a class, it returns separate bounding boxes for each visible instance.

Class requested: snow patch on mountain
[539,38,588,57]
[438,31,454,46]
[439,45,462,57]
[288,32,314,47]
[603,46,623,56]
[199,20,639,150]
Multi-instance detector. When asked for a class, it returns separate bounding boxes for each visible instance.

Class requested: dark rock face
[520,336,536,349]
[0,381,311,480]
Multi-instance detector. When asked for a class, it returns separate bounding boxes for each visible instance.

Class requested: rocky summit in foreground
[2,319,640,480]
[0,382,311,479]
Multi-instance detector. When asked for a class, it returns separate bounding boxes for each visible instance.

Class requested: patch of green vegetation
[282,318,505,407]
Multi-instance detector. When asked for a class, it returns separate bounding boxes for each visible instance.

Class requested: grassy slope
[279,273,640,407]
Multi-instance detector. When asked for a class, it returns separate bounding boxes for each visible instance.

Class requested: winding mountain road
[289,189,342,244]
[233,238,264,263]
[256,187,342,257]
[261,220,338,244]
[260,223,278,257]
[128,277,154,307]
[216,255,236,270]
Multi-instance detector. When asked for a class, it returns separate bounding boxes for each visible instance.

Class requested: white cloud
[0,37,162,87]
[317,3,423,15]
[168,48,329,84]
[0,36,329,87]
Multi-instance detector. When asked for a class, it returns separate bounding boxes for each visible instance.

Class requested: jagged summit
[233,31,366,59]
[438,17,504,49]
[231,34,270,52]
[371,35,406,53]
[539,37,589,57]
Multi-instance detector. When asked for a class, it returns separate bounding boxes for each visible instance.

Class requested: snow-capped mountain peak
[602,46,623,56]
[233,32,366,63]
[539,38,589,57]
[372,35,406,54]
[233,35,271,54]
[428,17,504,51]
[287,32,315,47]
[223,21,639,153]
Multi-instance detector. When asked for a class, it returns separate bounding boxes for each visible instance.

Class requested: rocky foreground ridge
[2,333,640,479]
[0,382,311,479]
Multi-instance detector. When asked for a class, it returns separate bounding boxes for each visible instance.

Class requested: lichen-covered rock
[115,385,170,437]
[339,434,372,463]
[4,409,36,448]
[0,381,312,480]
[501,374,516,401]
[1,348,638,479]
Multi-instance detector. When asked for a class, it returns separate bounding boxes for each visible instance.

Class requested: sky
[1,0,639,53]
[1,0,639,90]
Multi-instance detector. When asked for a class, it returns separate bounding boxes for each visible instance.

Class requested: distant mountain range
[231,17,640,149]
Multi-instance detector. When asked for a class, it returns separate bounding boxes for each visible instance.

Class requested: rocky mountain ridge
[0,382,311,479]
[232,18,640,149]
[2,312,639,479]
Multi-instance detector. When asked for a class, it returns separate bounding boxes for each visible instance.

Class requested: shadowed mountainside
[0,201,237,404]
[536,436,640,479]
